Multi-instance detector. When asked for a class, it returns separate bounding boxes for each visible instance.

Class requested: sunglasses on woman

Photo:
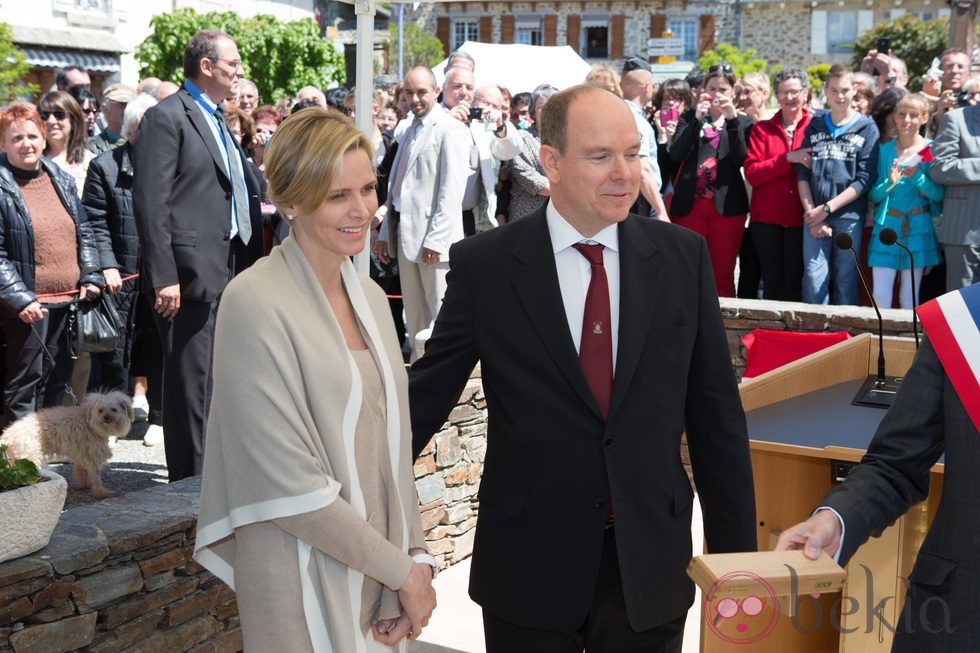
[707,64,734,74]
[82,107,98,115]
[39,110,67,121]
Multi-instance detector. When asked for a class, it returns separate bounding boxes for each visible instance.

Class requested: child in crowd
[867,94,943,308]
[796,64,880,305]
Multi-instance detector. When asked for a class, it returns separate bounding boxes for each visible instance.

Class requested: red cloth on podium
[741,329,851,379]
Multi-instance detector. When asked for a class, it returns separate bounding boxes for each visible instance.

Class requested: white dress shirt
[546,202,620,372]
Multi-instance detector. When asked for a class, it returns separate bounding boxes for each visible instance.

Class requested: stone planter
[0,469,67,563]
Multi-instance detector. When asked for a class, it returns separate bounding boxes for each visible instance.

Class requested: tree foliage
[852,13,950,92]
[385,21,446,73]
[0,22,38,103]
[134,8,345,102]
[697,43,771,78]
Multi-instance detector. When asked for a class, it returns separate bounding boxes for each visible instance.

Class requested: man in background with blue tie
[409,85,756,651]
[133,30,263,481]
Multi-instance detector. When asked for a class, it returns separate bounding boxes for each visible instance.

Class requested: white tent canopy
[433,41,593,93]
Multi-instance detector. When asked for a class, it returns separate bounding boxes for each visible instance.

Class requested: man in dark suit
[776,283,980,651]
[410,85,756,652]
[132,30,262,481]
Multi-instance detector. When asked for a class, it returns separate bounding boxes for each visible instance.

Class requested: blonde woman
[195,108,435,651]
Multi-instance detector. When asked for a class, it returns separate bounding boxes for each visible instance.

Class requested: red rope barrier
[34,272,140,299]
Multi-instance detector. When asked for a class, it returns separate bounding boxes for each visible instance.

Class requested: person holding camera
[667,64,753,297]
[924,48,973,137]
[859,38,909,93]
[930,76,980,292]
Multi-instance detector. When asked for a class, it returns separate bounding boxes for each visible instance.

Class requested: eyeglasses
[211,57,244,71]
[82,108,98,115]
[707,64,733,74]
[39,110,67,121]
[777,88,806,98]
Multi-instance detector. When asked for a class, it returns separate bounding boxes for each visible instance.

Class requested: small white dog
[0,391,134,498]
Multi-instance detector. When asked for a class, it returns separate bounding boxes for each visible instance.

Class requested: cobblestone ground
[53,421,170,511]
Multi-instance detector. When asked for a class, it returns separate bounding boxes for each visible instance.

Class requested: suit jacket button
[222,232,231,241]
[604,438,614,448]
[593,498,604,509]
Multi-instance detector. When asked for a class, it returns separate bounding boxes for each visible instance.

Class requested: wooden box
[687,550,845,599]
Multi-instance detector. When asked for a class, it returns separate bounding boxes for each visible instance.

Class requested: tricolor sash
[918,282,980,431]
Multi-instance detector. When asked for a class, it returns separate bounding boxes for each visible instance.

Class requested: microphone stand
[878,228,920,348]
[834,233,901,408]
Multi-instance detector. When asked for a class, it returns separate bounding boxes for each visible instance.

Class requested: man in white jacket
[376,66,470,360]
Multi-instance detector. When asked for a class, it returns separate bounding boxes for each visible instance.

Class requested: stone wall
[0,479,239,653]
[0,299,916,650]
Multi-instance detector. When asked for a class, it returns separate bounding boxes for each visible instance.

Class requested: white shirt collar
[545,201,620,255]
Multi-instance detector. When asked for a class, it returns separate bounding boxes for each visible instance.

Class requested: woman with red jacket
[744,68,813,301]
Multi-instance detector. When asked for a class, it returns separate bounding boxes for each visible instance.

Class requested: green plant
[852,13,953,93]
[134,8,344,103]
[385,21,445,72]
[697,43,771,78]
[808,63,832,99]
[0,444,40,491]
[0,22,38,103]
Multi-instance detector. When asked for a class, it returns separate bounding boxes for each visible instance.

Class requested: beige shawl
[195,235,420,652]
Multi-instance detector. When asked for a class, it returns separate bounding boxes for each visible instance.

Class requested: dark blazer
[409,208,757,633]
[132,87,263,302]
[668,109,752,217]
[824,337,980,651]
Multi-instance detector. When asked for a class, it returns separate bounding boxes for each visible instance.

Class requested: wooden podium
[700,333,944,652]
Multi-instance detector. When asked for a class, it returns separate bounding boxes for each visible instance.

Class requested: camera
[711,98,721,106]
[876,37,890,54]
[956,91,974,108]
[468,106,483,122]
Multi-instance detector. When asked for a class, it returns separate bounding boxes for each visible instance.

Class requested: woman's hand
[79,284,101,301]
[695,94,711,121]
[372,612,413,646]
[396,562,437,640]
[786,147,812,169]
[102,268,122,293]
[718,95,738,121]
[18,301,46,324]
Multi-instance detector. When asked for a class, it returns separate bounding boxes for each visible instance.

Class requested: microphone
[834,232,901,408]
[878,228,920,348]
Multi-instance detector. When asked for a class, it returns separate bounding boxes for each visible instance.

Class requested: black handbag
[71,293,124,355]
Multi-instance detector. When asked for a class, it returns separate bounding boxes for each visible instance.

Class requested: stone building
[420,1,952,76]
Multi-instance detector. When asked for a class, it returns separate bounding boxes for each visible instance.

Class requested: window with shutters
[516,18,543,46]
[452,19,479,51]
[666,19,698,62]
[889,7,952,21]
[827,12,857,54]
[582,19,609,58]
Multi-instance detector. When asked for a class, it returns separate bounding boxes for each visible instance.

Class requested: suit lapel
[609,217,662,419]
[178,91,229,181]
[508,211,603,418]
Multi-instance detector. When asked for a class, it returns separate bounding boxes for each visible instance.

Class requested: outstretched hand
[774,509,843,561]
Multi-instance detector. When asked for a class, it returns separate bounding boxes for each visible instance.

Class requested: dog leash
[28,302,80,407]
[22,274,140,407]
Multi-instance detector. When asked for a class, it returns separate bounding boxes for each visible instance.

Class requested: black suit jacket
[410,208,756,632]
[667,110,752,218]
[132,87,263,302]
[824,338,980,650]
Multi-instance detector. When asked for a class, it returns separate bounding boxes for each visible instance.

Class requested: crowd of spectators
[1,38,979,478]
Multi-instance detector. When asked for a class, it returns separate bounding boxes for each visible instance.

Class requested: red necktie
[573,243,612,419]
